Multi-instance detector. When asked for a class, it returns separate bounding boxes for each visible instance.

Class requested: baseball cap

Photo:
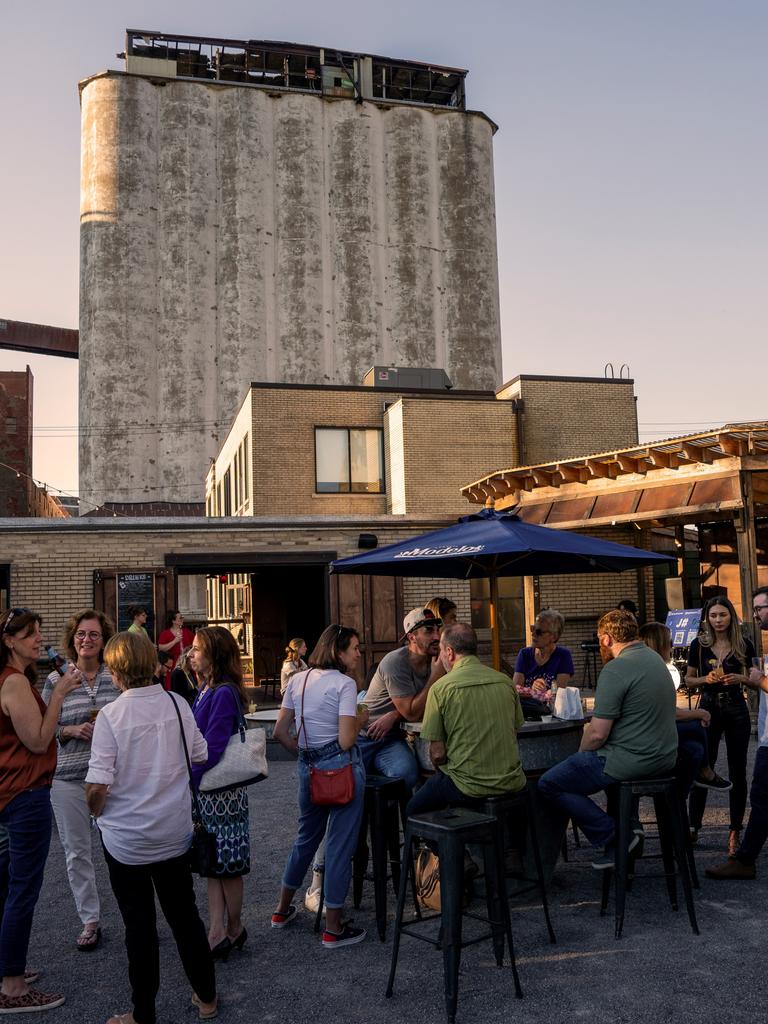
[401,607,442,641]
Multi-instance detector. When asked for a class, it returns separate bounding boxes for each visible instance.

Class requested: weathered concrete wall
[79,73,502,507]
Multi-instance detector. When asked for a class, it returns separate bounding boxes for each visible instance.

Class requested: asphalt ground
[29,737,763,1024]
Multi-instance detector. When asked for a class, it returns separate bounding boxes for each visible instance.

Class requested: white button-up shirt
[86,684,207,865]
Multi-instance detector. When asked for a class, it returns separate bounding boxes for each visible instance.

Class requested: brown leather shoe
[728,829,741,857]
[705,857,756,880]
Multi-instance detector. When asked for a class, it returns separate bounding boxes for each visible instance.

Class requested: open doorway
[251,565,328,684]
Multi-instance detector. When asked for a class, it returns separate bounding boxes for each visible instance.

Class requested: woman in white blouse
[85,631,217,1024]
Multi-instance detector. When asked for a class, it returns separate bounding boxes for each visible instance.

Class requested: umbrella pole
[489,572,501,671]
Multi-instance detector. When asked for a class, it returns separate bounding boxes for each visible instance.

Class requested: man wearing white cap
[357,607,446,790]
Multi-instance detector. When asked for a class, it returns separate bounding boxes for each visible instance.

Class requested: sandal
[76,925,102,952]
[192,993,218,1020]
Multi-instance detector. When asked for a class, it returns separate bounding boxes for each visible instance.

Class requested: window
[315,428,384,493]
[223,468,232,516]
[470,577,525,650]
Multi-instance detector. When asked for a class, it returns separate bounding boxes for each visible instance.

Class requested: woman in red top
[0,608,79,1013]
[157,611,194,689]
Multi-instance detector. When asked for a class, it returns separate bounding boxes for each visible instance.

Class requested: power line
[0,462,131,517]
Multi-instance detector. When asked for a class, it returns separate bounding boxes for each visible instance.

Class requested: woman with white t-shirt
[271,625,368,949]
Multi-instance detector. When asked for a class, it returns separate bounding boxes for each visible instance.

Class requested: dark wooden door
[329,574,404,683]
[93,568,176,644]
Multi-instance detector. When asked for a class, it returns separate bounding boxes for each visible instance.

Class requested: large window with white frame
[314,427,384,494]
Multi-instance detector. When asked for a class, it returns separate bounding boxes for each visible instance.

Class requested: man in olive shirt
[406,623,526,818]
[538,609,677,868]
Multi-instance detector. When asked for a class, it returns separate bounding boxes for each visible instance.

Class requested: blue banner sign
[665,609,701,648]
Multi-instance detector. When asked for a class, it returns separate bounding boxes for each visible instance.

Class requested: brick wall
[220,385,517,518]
[0,369,33,515]
[497,376,638,465]
[537,525,655,684]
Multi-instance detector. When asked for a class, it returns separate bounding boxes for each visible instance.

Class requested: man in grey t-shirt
[358,607,445,790]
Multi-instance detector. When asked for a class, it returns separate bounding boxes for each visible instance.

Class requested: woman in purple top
[189,627,250,962]
[513,609,574,693]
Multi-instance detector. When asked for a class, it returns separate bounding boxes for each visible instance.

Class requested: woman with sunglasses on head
[271,624,368,948]
[188,627,251,959]
[0,607,80,1013]
[686,596,755,854]
[41,609,119,952]
[512,609,574,694]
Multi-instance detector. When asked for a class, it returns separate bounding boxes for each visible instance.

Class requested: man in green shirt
[405,623,526,819]
[538,609,678,869]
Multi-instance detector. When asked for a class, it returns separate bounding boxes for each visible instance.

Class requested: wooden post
[736,472,759,639]
[490,573,501,671]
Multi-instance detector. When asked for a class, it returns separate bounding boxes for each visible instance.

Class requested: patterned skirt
[198,785,251,878]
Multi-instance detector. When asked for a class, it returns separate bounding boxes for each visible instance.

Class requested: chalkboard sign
[116,572,156,637]
[665,609,701,649]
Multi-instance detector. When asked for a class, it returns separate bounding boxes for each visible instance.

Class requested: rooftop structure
[120,30,468,109]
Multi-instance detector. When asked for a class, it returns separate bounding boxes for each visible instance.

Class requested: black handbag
[167,692,219,876]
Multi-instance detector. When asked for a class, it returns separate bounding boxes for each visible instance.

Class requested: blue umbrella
[331,509,673,667]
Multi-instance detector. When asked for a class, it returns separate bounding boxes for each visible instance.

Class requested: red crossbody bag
[298,669,355,806]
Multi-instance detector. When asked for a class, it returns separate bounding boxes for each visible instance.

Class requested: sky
[1,0,766,497]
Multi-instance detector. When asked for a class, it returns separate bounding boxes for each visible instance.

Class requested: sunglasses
[531,627,551,636]
[1,608,32,636]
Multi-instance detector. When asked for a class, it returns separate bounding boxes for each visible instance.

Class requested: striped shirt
[42,665,120,782]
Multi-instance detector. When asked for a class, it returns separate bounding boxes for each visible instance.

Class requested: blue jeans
[0,787,53,977]
[406,770,484,818]
[282,741,365,909]
[738,746,768,865]
[538,751,618,848]
[357,734,419,790]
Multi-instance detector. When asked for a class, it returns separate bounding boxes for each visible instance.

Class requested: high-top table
[402,718,586,887]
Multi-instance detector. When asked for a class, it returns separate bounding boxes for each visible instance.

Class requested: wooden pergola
[462,422,768,633]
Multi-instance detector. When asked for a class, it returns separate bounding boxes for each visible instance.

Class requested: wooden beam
[555,464,585,484]
[648,450,680,470]
[615,455,646,474]
[531,469,559,488]
[718,434,746,457]
[681,443,713,464]
[586,459,612,479]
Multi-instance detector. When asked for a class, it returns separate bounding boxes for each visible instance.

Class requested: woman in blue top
[189,626,250,960]
[512,609,574,693]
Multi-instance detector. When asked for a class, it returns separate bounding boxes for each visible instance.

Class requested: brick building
[0,369,68,520]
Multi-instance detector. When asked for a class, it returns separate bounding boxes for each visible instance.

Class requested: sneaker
[694,773,733,792]
[321,922,366,949]
[0,988,65,1013]
[591,833,640,871]
[704,857,756,881]
[270,905,298,929]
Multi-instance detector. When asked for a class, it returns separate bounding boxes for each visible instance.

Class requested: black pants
[688,698,751,831]
[739,746,768,865]
[104,846,215,1024]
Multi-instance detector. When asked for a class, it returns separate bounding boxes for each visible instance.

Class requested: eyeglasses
[531,627,551,636]
[754,605,768,614]
[75,630,103,641]
[0,608,32,636]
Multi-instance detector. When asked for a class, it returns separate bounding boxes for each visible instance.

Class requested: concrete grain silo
[79,32,502,507]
